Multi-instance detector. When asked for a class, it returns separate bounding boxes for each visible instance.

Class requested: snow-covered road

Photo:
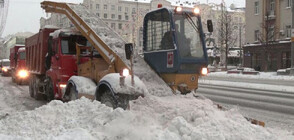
[0,76,46,118]
[198,83,294,131]
[198,72,294,131]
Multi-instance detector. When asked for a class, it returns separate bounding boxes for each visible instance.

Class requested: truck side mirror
[125,43,133,60]
[207,20,213,33]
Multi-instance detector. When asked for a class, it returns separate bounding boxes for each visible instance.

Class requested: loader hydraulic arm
[41,1,129,72]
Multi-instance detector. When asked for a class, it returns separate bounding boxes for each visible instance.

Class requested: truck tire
[100,90,129,110]
[46,79,55,101]
[29,77,34,98]
[33,77,43,100]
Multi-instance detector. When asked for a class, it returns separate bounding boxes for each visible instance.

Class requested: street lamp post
[291,0,294,75]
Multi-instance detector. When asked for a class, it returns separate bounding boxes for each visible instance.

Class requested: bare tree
[257,11,279,71]
[218,3,237,70]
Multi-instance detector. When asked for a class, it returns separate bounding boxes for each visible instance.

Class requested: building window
[118,15,122,20]
[125,15,129,20]
[254,2,259,14]
[286,25,291,38]
[270,0,275,11]
[104,4,107,10]
[118,6,122,11]
[111,14,115,19]
[287,0,292,8]
[96,13,100,17]
[118,23,122,29]
[125,7,128,12]
[111,5,115,10]
[254,30,259,41]
[96,4,99,10]
[111,23,116,29]
[90,4,93,9]
[104,13,107,19]
[132,8,136,14]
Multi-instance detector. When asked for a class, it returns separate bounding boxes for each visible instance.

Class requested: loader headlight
[18,70,29,78]
[201,67,208,75]
[175,6,183,12]
[120,68,130,77]
[193,7,200,14]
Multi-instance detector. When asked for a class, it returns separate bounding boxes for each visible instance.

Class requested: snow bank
[0,96,293,140]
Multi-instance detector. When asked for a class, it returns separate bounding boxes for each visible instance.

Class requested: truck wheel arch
[95,81,116,101]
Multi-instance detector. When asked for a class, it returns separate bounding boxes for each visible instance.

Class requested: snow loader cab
[143,7,210,93]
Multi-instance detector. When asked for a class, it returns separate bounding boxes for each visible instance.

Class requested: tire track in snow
[0,76,46,116]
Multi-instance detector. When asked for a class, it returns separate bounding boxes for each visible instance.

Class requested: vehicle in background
[1,59,11,76]
[10,45,29,84]
[0,59,2,73]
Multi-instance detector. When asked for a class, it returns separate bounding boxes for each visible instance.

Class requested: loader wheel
[46,79,55,101]
[100,90,129,110]
[68,84,78,101]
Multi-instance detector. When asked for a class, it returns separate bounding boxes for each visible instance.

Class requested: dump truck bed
[25,28,57,75]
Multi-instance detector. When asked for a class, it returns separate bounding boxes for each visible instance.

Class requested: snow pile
[68,4,173,96]
[0,96,293,140]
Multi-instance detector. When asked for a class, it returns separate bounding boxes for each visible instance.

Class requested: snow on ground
[0,93,293,139]
[207,71,294,81]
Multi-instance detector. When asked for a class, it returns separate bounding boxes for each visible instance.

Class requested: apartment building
[40,0,245,64]
[244,0,292,71]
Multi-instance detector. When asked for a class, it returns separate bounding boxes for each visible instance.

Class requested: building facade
[40,0,245,66]
[244,0,292,71]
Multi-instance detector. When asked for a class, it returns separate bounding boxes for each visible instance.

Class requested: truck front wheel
[29,77,34,98]
[100,90,129,110]
[46,79,55,101]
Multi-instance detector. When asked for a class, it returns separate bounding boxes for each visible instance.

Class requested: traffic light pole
[291,0,294,75]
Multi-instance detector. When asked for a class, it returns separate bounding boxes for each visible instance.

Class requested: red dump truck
[26,27,89,100]
[10,45,29,84]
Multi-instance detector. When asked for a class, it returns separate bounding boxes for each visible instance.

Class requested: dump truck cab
[10,46,29,84]
[143,7,210,93]
[45,29,90,100]
[1,59,11,76]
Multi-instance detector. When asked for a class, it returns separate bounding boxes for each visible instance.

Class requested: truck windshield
[19,52,26,60]
[174,13,204,59]
[61,36,88,55]
[3,61,10,66]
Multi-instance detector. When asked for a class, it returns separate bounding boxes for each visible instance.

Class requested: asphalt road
[198,79,294,131]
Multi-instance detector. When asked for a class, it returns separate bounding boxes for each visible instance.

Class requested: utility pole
[291,0,294,75]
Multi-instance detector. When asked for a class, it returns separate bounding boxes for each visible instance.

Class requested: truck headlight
[2,67,8,72]
[201,67,208,75]
[18,70,29,78]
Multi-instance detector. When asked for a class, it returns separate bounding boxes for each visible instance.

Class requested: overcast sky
[1,0,245,38]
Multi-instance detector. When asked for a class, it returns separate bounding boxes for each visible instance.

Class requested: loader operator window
[174,13,204,58]
[19,52,26,60]
[145,10,173,51]
[61,36,88,55]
